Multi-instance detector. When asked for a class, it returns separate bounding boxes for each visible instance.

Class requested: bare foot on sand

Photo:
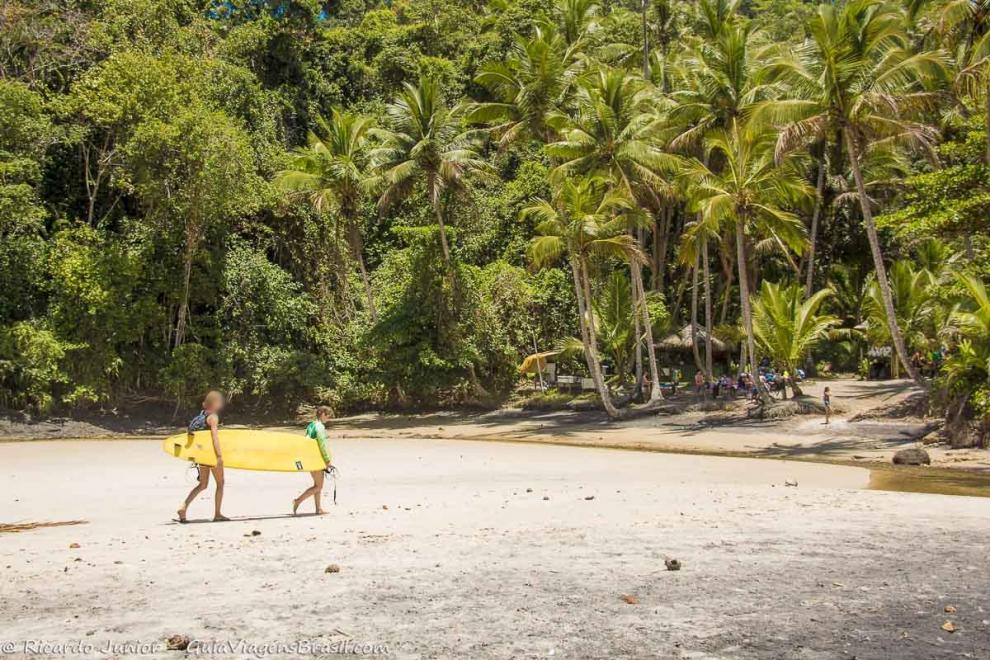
[213,514,230,522]
[177,508,187,523]
[292,499,301,515]
[316,509,327,516]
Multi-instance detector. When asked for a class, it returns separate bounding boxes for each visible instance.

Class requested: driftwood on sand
[0,520,88,534]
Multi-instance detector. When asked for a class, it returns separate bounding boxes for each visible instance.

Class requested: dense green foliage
[0,0,988,433]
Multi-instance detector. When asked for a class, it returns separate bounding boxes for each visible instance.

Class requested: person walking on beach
[823,386,832,425]
[293,406,334,515]
[177,391,228,522]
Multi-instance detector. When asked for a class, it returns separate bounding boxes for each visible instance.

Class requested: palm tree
[593,270,636,384]
[757,0,947,386]
[684,121,811,398]
[863,260,939,368]
[547,67,675,198]
[276,109,378,321]
[828,261,871,327]
[914,238,960,283]
[948,272,990,348]
[468,25,582,146]
[694,0,742,40]
[556,0,601,47]
[547,67,675,400]
[941,273,990,439]
[752,281,839,397]
[667,18,775,151]
[667,17,775,385]
[678,221,721,385]
[524,176,641,418]
[929,0,990,163]
[370,77,491,268]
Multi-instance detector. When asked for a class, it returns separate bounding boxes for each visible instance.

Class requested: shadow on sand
[168,512,324,525]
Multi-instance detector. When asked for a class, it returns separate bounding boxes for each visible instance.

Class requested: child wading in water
[293,406,333,515]
[823,386,832,425]
[177,391,228,522]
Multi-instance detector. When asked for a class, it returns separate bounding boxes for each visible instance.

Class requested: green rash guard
[305,420,331,465]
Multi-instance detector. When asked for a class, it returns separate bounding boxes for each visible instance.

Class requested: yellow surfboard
[162,429,325,472]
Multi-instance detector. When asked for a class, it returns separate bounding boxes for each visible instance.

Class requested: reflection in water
[869,465,990,498]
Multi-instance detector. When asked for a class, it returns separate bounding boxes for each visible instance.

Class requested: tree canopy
[0,0,987,439]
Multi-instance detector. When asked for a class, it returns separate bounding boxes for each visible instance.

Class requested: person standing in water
[823,386,833,425]
[177,391,228,522]
[293,406,334,515]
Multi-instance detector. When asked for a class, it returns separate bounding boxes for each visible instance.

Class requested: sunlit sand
[2,437,988,657]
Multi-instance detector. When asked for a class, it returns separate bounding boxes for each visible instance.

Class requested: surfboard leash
[325,465,339,505]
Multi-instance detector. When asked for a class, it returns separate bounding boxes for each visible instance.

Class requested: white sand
[323,379,990,472]
[1,438,988,658]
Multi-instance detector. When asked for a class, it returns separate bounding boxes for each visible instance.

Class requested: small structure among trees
[656,324,735,380]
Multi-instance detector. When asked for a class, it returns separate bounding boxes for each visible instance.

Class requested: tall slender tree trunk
[804,160,826,297]
[570,258,620,418]
[985,75,990,166]
[632,228,644,394]
[432,198,452,267]
[174,225,199,349]
[690,252,703,372]
[641,0,651,79]
[719,250,734,325]
[670,268,688,327]
[580,259,621,417]
[347,222,378,322]
[735,217,766,402]
[843,128,924,387]
[631,262,663,401]
[633,279,643,391]
[652,207,670,290]
[333,219,351,319]
[702,239,714,381]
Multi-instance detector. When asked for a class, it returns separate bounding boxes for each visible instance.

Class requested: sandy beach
[324,379,990,474]
[5,380,987,476]
[2,436,988,659]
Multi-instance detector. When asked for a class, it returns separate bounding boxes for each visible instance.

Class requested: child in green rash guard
[293,406,333,515]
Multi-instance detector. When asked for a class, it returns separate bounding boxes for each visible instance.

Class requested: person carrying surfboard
[293,405,333,515]
[177,391,229,523]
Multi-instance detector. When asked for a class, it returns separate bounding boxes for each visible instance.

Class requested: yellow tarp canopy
[518,350,560,374]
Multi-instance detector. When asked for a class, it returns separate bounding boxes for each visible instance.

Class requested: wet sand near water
[2,438,988,658]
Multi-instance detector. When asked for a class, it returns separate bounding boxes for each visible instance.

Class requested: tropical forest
[2,0,989,445]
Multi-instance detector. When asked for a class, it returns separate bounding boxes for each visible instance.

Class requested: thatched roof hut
[657,324,734,355]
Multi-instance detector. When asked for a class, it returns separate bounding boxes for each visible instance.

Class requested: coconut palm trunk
[985,75,990,166]
[430,190,453,267]
[843,128,924,386]
[690,253,704,373]
[174,219,201,348]
[720,248,734,324]
[735,217,765,401]
[570,258,620,418]
[804,161,826,297]
[347,222,378,322]
[652,207,671,290]
[630,262,663,401]
[632,265,643,392]
[174,239,195,349]
[702,239,714,382]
